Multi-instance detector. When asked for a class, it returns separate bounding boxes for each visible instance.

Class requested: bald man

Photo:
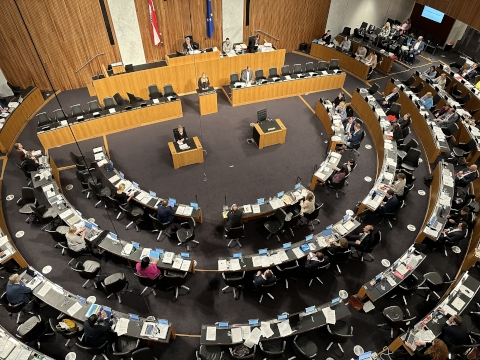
[455,165,478,188]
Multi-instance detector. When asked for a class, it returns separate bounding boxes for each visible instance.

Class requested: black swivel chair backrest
[368,83,379,95]
[230,73,239,84]
[259,339,286,358]
[113,93,128,106]
[164,84,176,97]
[402,148,421,168]
[459,93,471,104]
[71,104,84,117]
[149,213,170,231]
[103,97,116,110]
[360,22,368,29]
[432,93,441,107]
[305,62,314,72]
[127,92,139,104]
[443,123,459,137]
[450,83,459,95]
[75,341,109,357]
[36,112,52,127]
[327,321,353,344]
[268,67,278,78]
[404,76,415,87]
[16,316,46,343]
[148,84,162,99]
[132,348,157,360]
[87,100,101,113]
[102,273,127,295]
[331,250,351,264]
[412,82,424,93]
[53,109,67,121]
[281,65,290,76]
[273,208,287,226]
[226,225,244,240]
[0,292,25,314]
[386,103,401,118]
[342,27,351,36]
[255,69,265,79]
[258,281,276,295]
[318,61,327,72]
[329,59,339,70]
[18,187,36,206]
[293,64,302,74]
[222,271,245,287]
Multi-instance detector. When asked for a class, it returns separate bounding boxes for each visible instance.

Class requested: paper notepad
[261,256,272,267]
[230,259,241,271]
[451,297,465,311]
[176,205,186,215]
[206,327,216,341]
[231,327,242,343]
[163,252,174,264]
[322,307,336,324]
[241,326,251,339]
[218,260,227,271]
[261,322,274,338]
[293,247,305,258]
[278,250,289,262]
[67,302,83,316]
[172,258,183,269]
[252,204,261,213]
[252,256,262,267]
[443,304,457,315]
[37,282,52,297]
[180,260,191,271]
[109,175,120,184]
[278,321,293,336]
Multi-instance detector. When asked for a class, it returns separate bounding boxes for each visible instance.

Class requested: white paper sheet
[66,302,83,316]
[231,327,242,343]
[322,307,336,324]
[115,318,130,336]
[206,327,216,341]
[261,322,274,338]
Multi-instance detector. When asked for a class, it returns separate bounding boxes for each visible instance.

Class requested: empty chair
[317,61,327,72]
[103,97,116,110]
[402,75,415,87]
[16,315,54,349]
[120,204,144,231]
[230,73,239,85]
[75,341,109,360]
[225,225,244,248]
[46,228,67,254]
[70,151,93,171]
[293,64,303,75]
[36,112,53,128]
[196,345,223,360]
[378,305,416,338]
[268,67,278,78]
[281,65,290,76]
[71,260,101,288]
[305,262,330,287]
[112,337,140,359]
[276,260,299,289]
[75,170,97,198]
[71,104,84,117]
[135,273,163,297]
[341,27,351,36]
[329,250,351,275]
[301,203,322,231]
[329,59,339,71]
[148,84,163,99]
[88,180,111,208]
[108,196,126,220]
[293,334,317,359]
[65,247,90,267]
[450,139,477,166]
[326,320,353,353]
[15,163,32,186]
[282,212,301,237]
[176,217,198,251]
[87,100,102,113]
[432,93,441,107]
[386,103,401,118]
[450,83,461,96]
[255,69,266,80]
[53,109,67,121]
[49,317,84,347]
[222,271,245,300]
[259,339,285,359]
[126,92,144,104]
[17,187,37,223]
[30,204,57,227]
[101,273,131,303]
[164,270,190,302]
[397,139,418,160]
[418,272,453,302]
[257,282,276,304]
[305,62,314,73]
[164,84,177,97]
[410,82,424,94]
[456,93,471,105]
[392,274,425,306]
[368,83,379,95]
[442,122,459,141]
[449,58,467,72]
[149,213,170,241]
[264,208,287,242]
[400,148,421,172]
[132,348,158,360]
[0,292,28,324]
[113,93,128,106]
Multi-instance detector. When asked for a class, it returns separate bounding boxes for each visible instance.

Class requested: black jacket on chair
[442,322,468,348]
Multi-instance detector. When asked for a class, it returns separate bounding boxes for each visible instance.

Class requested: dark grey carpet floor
[0,52,477,360]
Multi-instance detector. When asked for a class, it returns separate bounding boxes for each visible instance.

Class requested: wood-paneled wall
[410,3,455,44]
[244,0,331,52]
[415,0,480,31]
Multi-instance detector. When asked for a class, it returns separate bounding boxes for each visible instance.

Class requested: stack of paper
[277,321,293,336]
[172,258,183,269]
[218,260,227,271]
[229,259,241,271]
[252,256,262,267]
[109,175,120,184]
[292,247,305,258]
[115,318,130,336]
[252,205,261,214]
[261,322,274,338]
[176,205,186,215]
[67,302,83,316]
[277,250,289,262]
[322,307,336,324]
[163,252,174,264]
[206,327,216,341]
[231,327,242,343]
[261,256,272,267]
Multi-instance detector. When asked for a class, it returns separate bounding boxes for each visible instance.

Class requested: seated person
[379,22,391,38]
[222,37,232,53]
[423,66,437,79]
[247,34,260,53]
[391,123,403,143]
[183,36,199,52]
[326,237,349,255]
[253,269,276,287]
[438,222,467,244]
[327,164,349,187]
[332,92,345,107]
[321,30,332,44]
[174,125,188,144]
[343,159,355,173]
[397,113,411,129]
[419,92,434,110]
[114,183,134,205]
[446,207,470,227]
[405,338,448,360]
[305,251,329,268]
[14,143,30,162]
[241,66,255,84]
[455,165,479,188]
[380,87,399,108]
[345,123,364,147]
[374,189,398,214]
[434,108,458,128]
[198,72,210,90]
[355,45,367,60]
[23,152,39,172]
[339,35,351,52]
[461,63,477,81]
[225,204,243,232]
[432,73,447,89]
[157,199,175,224]
[365,52,377,79]
[335,101,348,123]
[343,116,356,135]
[346,225,374,251]
[66,226,88,252]
[439,313,468,348]
[406,36,425,64]
[136,256,161,279]
[83,312,113,348]
[6,274,34,311]
[433,104,451,118]
[386,173,406,196]
[299,192,315,216]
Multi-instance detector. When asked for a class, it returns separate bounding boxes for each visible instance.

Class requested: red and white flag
[148,0,161,46]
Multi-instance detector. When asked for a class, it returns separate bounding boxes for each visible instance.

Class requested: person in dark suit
[174,125,188,144]
[439,314,468,348]
[326,237,349,255]
[375,189,398,214]
[332,92,345,107]
[225,204,243,232]
[198,72,210,90]
[183,36,199,52]
[406,36,425,65]
[346,123,364,147]
[253,269,276,287]
[435,108,459,129]
[6,274,33,307]
[247,34,259,53]
[380,87,399,108]
[321,30,332,44]
[157,199,175,224]
[461,63,477,81]
[455,165,478,188]
[446,207,471,228]
[83,312,113,348]
[23,152,39,172]
[397,113,411,129]
[305,251,329,269]
[346,225,374,251]
[438,222,467,244]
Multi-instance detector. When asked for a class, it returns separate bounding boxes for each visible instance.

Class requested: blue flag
[206,0,214,38]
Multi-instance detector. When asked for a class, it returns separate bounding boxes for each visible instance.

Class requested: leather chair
[418,272,453,302]
[176,217,198,251]
[149,213,171,241]
[281,65,290,76]
[127,92,144,104]
[293,334,317,359]
[378,306,416,338]
[164,84,177,97]
[301,203,322,231]
[255,69,266,80]
[135,273,163,297]
[268,67,278,78]
[36,112,53,128]
[71,104,85,117]
[399,148,421,172]
[392,274,425,306]
[7,82,21,96]
[16,315,54,348]
[306,262,330,287]
[229,344,256,359]
[432,93,441,108]
[282,212,300,237]
[276,260,299,289]
[101,273,132,303]
[15,163,32,186]
[352,231,381,261]
[103,97,116,110]
[256,281,276,303]
[402,76,415,87]
[88,180,111,208]
[196,345,223,360]
[317,61,327,72]
[368,83,379,95]
[397,139,418,160]
[259,339,285,359]
[264,208,287,242]
[293,63,303,75]
[49,317,84,347]
[329,59,339,71]
[442,123,459,141]
[164,270,190,302]
[450,139,477,166]
[329,250,351,275]
[386,103,401,118]
[341,27,351,36]
[132,348,158,360]
[222,271,245,300]
[0,292,28,323]
[71,260,101,288]
[17,187,37,223]
[70,151,93,171]
[45,228,67,254]
[120,204,144,231]
[112,337,140,359]
[410,82,424,94]
[107,196,126,220]
[449,58,467,73]
[148,84,163,99]
[230,73,239,85]
[225,225,244,248]
[114,93,128,106]
[87,100,102,113]
[326,320,353,352]
[457,93,471,105]
[75,341,109,360]
[65,247,90,267]
[305,62,314,73]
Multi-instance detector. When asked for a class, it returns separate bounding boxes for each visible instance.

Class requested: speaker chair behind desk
[449,58,467,73]
[70,260,101,289]
[329,59,339,71]
[17,186,37,223]
[456,93,472,106]
[418,272,453,302]
[399,147,421,172]
[135,273,163,298]
[449,138,477,166]
[259,339,285,359]
[432,93,442,108]
[264,208,287,242]
[222,271,245,300]
[75,170,97,198]
[368,83,379,95]
[293,334,318,359]
[30,204,57,228]
[113,93,128,106]
[225,224,244,248]
[326,320,353,353]
[329,249,351,275]
[49,317,84,347]
[70,104,85,118]
[101,272,132,304]
[149,213,171,242]
[402,75,415,87]
[103,97,116,110]
[70,151,93,171]
[120,204,144,231]
[148,84,163,100]
[75,341,109,360]
[88,179,111,208]
[163,84,177,98]
[230,73,239,85]
[317,61,327,72]
[305,62,314,73]
[301,203,322,231]
[0,292,28,324]
[52,108,67,122]
[293,63,303,76]
[410,81,424,94]
[255,69,266,81]
[112,337,140,359]
[378,305,416,339]
[36,112,53,129]
[268,67,278,79]
[176,217,198,251]
[450,83,461,97]
[16,315,54,349]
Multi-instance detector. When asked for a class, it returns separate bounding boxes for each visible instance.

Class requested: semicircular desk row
[0,325,54,359]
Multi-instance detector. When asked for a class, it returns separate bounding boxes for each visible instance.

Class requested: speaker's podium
[197,87,218,115]
[252,119,287,149]
[168,136,204,169]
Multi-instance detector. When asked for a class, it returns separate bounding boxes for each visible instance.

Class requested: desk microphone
[313,164,318,172]
[225,195,227,207]
[195,195,198,205]
[296,176,302,184]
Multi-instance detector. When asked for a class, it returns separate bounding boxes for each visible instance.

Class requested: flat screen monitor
[257,108,267,123]
[421,6,444,23]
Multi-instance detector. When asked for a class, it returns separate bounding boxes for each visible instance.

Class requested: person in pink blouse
[136,257,161,279]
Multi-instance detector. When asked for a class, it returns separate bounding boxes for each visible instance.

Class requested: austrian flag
[148,0,162,46]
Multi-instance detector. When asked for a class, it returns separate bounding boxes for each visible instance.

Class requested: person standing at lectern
[198,72,210,90]
[175,125,188,144]
[241,66,255,84]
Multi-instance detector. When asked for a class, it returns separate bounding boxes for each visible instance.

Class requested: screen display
[421,5,444,23]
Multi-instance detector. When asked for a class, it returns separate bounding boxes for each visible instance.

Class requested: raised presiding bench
[168,136,204,169]
[21,267,176,343]
[200,298,351,345]
[253,119,286,149]
[37,98,183,150]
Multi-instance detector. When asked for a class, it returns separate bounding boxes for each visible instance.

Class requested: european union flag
[206,0,214,38]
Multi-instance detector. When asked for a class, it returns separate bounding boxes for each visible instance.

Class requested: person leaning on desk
[175,125,188,144]
[305,251,329,268]
[405,338,448,360]
[241,66,255,84]
[83,312,113,348]
[114,183,134,207]
[354,45,367,60]
[6,274,40,312]
[198,72,210,90]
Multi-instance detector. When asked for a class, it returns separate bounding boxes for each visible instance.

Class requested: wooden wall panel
[410,3,455,44]
[415,0,480,31]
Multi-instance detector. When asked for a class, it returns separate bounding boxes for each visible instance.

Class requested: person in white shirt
[339,36,351,52]
[299,192,315,216]
[432,73,447,89]
[222,38,232,53]
[241,66,255,84]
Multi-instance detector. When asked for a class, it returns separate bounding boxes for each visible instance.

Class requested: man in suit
[346,123,364,147]
[440,314,468,348]
[83,312,113,348]
[455,165,478,188]
[446,207,471,228]
[461,63,477,80]
[305,251,329,269]
[253,269,276,288]
[224,204,243,234]
[157,199,175,225]
[346,225,374,251]
[321,30,332,44]
[380,87,399,108]
[375,189,398,214]
[241,66,255,84]
[6,274,34,308]
[343,117,357,135]
[434,108,458,128]
[438,222,467,244]
[183,36,199,52]
[407,36,425,65]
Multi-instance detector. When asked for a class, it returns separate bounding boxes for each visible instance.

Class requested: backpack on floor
[232,345,250,357]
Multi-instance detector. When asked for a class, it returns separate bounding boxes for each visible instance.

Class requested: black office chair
[345,131,365,156]
[276,260,299,289]
[16,315,54,349]
[148,84,163,99]
[176,217,198,251]
[49,317,84,347]
[293,334,317,359]
[114,93,128,106]
[112,337,140,359]
[196,345,224,360]
[399,148,421,172]
[230,73,240,85]
[386,103,401,118]
[305,62,314,73]
[65,247,90,267]
[378,306,416,338]
[71,104,85,117]
[281,65,290,76]
[16,162,32,186]
[368,83,379,95]
[70,260,101,288]
[449,139,477,166]
[70,151,93,171]
[7,82,21,96]
[432,93,442,108]
[107,196,126,220]
[329,59,339,71]
[317,61,327,72]
[392,273,425,306]
[164,270,190,302]
[127,92,144,104]
[222,271,245,300]
[87,100,102,113]
[120,204,144,231]
[293,63,303,76]
[267,67,278,79]
[229,345,256,359]
[132,348,158,360]
[135,273,163,298]
[256,281,276,303]
[53,109,67,121]
[0,292,28,324]
[46,228,67,254]
[450,83,461,97]
[442,229,469,257]
[402,75,415,87]
[341,27,351,36]
[103,97,116,110]
[442,122,459,141]
[149,213,170,241]
[329,250,351,275]
[449,58,467,73]
[282,212,301,237]
[75,170,97,198]
[352,231,381,261]
[328,174,347,199]
[101,272,132,303]
[326,320,353,353]
[255,69,266,80]
[259,339,285,359]
[397,139,418,160]
[301,203,322,231]
[88,180,111,208]
[410,82,424,94]
[75,341,109,360]
[30,204,57,227]
[36,112,53,128]
[17,186,37,223]
[418,272,453,302]
[225,225,244,248]
[457,93,471,105]
[305,262,330,287]
[264,208,287,242]
[164,84,177,97]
